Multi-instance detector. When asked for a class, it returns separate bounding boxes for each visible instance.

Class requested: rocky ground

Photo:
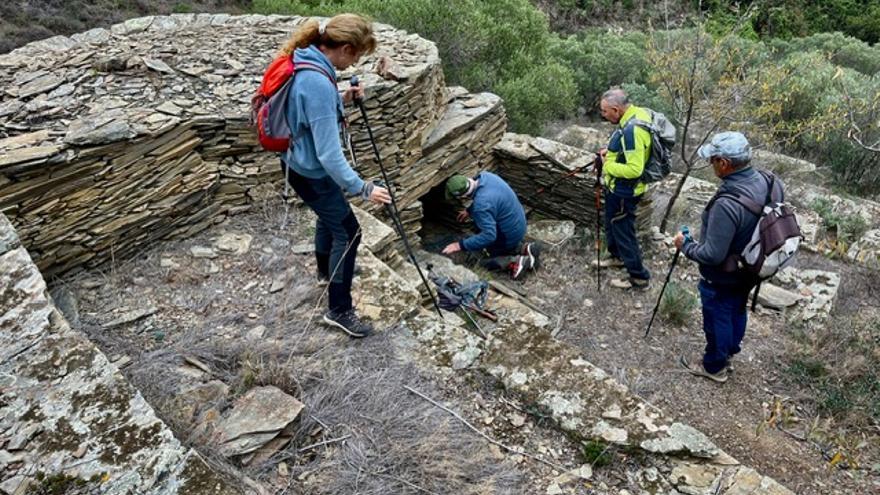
[55,198,642,494]
[514,226,880,495]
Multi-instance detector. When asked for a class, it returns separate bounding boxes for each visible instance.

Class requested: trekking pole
[536,163,592,195]
[594,155,602,292]
[349,76,444,319]
[644,226,691,338]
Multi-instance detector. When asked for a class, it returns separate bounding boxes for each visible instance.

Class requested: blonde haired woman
[280,14,390,337]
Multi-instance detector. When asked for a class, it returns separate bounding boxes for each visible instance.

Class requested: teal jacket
[282,45,364,195]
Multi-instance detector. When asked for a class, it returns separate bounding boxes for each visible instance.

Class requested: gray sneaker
[679,355,728,383]
[322,309,373,338]
[591,257,626,269]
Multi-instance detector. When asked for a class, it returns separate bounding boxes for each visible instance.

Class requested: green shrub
[494,59,577,133]
[771,32,880,76]
[659,282,697,327]
[619,82,672,117]
[580,440,612,467]
[811,197,870,247]
[549,29,649,111]
[253,0,559,131]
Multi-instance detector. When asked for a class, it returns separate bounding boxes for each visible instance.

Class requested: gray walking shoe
[679,355,728,383]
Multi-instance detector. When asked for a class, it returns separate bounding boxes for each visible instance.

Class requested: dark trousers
[285,165,361,313]
[480,233,523,272]
[604,188,650,280]
[698,279,751,374]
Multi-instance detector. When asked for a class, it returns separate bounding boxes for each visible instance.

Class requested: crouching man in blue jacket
[441,172,539,279]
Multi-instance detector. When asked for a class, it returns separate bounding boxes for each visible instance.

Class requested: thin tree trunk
[659,163,692,234]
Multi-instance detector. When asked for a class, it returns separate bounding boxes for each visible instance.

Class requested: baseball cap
[697,131,751,161]
[445,175,470,200]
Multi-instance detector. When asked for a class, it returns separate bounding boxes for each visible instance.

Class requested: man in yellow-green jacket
[597,88,651,289]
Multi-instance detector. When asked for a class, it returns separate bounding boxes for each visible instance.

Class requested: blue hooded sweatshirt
[282,45,364,195]
[460,172,527,253]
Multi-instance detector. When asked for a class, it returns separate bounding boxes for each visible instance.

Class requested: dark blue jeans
[480,232,524,271]
[698,279,751,374]
[285,164,361,313]
[604,188,650,280]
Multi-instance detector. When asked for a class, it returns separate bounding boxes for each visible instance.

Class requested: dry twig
[403,385,566,471]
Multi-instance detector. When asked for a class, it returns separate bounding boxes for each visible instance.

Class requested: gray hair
[601,88,629,107]
[729,156,751,169]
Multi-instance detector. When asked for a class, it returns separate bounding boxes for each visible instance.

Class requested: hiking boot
[522,242,542,270]
[591,257,626,269]
[609,277,650,291]
[679,355,728,383]
[322,309,373,338]
[629,277,650,291]
[508,255,533,280]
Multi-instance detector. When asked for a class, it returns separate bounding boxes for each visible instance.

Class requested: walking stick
[594,155,603,292]
[645,226,690,338]
[349,76,444,319]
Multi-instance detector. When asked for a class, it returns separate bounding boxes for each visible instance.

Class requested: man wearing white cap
[673,131,783,383]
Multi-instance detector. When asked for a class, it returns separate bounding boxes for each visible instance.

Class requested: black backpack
[625,109,676,183]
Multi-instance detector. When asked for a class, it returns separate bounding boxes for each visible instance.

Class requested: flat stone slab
[216,386,303,457]
[0,215,239,494]
[773,267,840,321]
[552,124,609,152]
[757,283,803,310]
[528,220,576,246]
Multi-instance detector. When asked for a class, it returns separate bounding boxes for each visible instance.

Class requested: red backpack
[251,55,334,152]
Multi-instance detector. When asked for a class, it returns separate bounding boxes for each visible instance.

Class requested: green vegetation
[580,440,613,467]
[785,313,880,442]
[659,282,697,326]
[811,198,870,247]
[27,472,105,495]
[544,0,880,44]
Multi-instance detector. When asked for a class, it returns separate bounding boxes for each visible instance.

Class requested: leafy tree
[252,0,571,130]
[648,23,835,232]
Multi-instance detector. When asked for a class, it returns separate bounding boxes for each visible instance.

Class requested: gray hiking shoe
[609,277,650,291]
[322,309,373,338]
[679,355,728,383]
[591,257,626,269]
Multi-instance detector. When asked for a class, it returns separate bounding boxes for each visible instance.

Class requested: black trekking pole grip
[349,76,445,319]
[645,226,690,338]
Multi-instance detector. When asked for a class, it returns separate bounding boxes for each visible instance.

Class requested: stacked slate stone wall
[494,133,652,234]
[0,14,507,278]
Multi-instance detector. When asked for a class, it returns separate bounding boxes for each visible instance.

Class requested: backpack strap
[704,188,763,274]
[292,61,336,85]
[751,281,761,312]
[705,190,763,216]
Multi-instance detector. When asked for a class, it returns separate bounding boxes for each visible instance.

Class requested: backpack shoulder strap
[292,62,336,84]
[757,170,784,204]
[707,191,764,216]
